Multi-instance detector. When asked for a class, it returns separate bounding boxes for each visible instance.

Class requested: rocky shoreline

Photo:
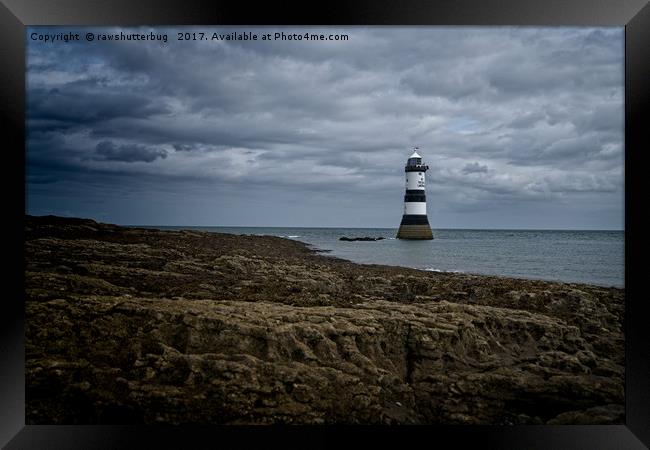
[25,215,624,425]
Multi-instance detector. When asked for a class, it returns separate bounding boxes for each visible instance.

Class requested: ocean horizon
[135,226,624,289]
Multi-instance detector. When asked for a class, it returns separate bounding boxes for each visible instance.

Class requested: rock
[25,215,624,425]
[339,237,384,241]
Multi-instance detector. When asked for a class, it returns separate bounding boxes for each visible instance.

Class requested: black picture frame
[2,0,648,448]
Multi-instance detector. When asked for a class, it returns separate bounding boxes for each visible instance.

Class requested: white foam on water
[422,267,463,273]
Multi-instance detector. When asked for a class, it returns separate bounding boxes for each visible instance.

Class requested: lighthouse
[396,148,434,240]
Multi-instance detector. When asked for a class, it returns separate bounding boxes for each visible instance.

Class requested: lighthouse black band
[405,189,425,195]
[404,193,426,202]
[400,214,431,225]
[405,165,429,172]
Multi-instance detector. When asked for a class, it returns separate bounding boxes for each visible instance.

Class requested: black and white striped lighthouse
[396,148,434,240]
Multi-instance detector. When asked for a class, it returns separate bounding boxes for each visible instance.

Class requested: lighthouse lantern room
[396,148,434,240]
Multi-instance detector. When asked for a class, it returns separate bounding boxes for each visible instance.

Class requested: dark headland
[25,215,624,425]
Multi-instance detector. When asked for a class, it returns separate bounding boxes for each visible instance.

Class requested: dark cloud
[173,143,198,152]
[27,174,59,184]
[462,162,488,174]
[28,85,171,127]
[94,141,167,163]
[26,26,624,228]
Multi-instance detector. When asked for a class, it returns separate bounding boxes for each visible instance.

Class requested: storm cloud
[26,26,624,228]
[462,162,489,174]
[94,141,168,163]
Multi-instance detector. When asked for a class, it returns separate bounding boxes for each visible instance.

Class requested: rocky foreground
[25,215,625,425]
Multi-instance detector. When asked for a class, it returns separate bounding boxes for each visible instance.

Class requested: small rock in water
[339,236,384,242]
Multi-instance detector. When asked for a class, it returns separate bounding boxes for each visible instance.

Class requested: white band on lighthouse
[404,202,426,215]
[406,172,425,190]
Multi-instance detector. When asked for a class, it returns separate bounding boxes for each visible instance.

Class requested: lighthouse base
[396,215,433,240]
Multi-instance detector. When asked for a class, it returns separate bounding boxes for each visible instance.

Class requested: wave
[422,267,463,273]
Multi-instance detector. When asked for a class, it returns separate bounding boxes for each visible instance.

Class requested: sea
[145,227,624,289]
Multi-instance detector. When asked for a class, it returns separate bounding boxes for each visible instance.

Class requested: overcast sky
[26,26,624,229]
